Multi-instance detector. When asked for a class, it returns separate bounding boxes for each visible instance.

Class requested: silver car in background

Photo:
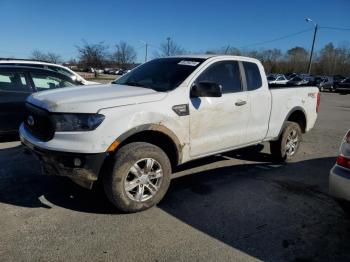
[329,130,350,205]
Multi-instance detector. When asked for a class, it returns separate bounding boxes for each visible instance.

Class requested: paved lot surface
[0,93,350,261]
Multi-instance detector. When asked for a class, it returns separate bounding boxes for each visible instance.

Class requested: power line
[239,28,313,48]
[320,26,350,31]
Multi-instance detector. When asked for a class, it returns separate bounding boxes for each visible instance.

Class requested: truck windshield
[112,58,205,92]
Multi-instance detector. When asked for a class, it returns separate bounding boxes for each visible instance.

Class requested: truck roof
[170,54,261,63]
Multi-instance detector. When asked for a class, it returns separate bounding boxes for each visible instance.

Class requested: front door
[189,60,250,157]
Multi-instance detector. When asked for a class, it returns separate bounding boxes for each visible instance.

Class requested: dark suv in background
[336,77,350,94]
[0,66,83,135]
[315,76,334,92]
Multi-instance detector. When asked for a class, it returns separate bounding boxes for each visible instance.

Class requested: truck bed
[265,85,319,141]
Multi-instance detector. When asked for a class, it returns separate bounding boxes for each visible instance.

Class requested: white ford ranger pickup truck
[20,55,320,212]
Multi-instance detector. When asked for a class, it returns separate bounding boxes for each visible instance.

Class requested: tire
[270,121,302,162]
[103,142,171,213]
[320,86,324,92]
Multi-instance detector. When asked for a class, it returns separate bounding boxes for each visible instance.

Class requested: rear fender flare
[277,106,307,138]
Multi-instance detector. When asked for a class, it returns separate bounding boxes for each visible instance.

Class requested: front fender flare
[114,124,183,164]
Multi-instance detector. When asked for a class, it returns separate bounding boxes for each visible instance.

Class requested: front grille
[24,103,55,141]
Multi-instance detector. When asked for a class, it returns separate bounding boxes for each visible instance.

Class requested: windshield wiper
[113,80,163,92]
[124,81,145,87]
[123,81,163,92]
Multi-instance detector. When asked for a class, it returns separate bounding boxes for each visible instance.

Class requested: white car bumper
[329,164,350,201]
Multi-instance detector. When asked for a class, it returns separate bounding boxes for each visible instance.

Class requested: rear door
[242,61,271,143]
[0,70,32,133]
[189,60,250,157]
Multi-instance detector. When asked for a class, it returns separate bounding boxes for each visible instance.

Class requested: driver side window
[196,61,242,93]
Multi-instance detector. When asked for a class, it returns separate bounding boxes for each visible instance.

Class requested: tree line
[31,41,350,76]
[31,39,185,70]
[207,42,350,75]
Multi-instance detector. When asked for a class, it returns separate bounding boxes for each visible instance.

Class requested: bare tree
[286,47,309,72]
[155,39,186,57]
[112,41,136,69]
[46,52,62,64]
[226,47,241,55]
[328,43,350,75]
[31,50,62,63]
[260,49,282,73]
[76,40,108,69]
[31,50,48,61]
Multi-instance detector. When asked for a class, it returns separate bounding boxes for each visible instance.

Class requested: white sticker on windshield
[178,60,200,66]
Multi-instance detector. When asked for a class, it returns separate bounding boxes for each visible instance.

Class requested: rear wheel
[103,142,171,213]
[270,121,302,162]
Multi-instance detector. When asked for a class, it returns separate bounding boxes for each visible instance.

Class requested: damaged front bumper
[21,136,106,189]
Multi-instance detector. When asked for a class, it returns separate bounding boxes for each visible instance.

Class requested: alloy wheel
[285,129,299,156]
[124,158,163,202]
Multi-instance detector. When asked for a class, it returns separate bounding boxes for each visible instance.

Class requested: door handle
[235,100,247,106]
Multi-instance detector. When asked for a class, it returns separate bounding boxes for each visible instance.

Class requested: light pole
[139,40,148,62]
[166,37,171,56]
[305,18,318,74]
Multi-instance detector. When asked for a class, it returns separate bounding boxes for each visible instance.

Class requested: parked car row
[267,73,312,87]
[267,73,350,93]
[267,74,289,85]
[104,68,131,75]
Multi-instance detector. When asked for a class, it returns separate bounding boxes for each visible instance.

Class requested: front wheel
[270,121,302,162]
[103,142,171,213]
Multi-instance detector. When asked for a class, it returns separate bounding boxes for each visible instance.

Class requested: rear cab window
[243,62,262,91]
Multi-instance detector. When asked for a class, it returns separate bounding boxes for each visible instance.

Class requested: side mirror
[191,81,222,97]
[71,75,83,83]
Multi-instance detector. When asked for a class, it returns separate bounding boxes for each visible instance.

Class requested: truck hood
[27,84,167,113]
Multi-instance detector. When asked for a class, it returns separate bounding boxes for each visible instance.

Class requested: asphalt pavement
[0,92,350,261]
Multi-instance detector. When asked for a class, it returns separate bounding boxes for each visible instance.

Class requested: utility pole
[166,37,171,56]
[145,43,148,62]
[305,18,318,74]
[139,40,148,62]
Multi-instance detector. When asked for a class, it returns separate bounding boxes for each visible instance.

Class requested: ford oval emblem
[27,115,35,126]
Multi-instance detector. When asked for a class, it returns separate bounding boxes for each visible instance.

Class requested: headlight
[52,114,105,132]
